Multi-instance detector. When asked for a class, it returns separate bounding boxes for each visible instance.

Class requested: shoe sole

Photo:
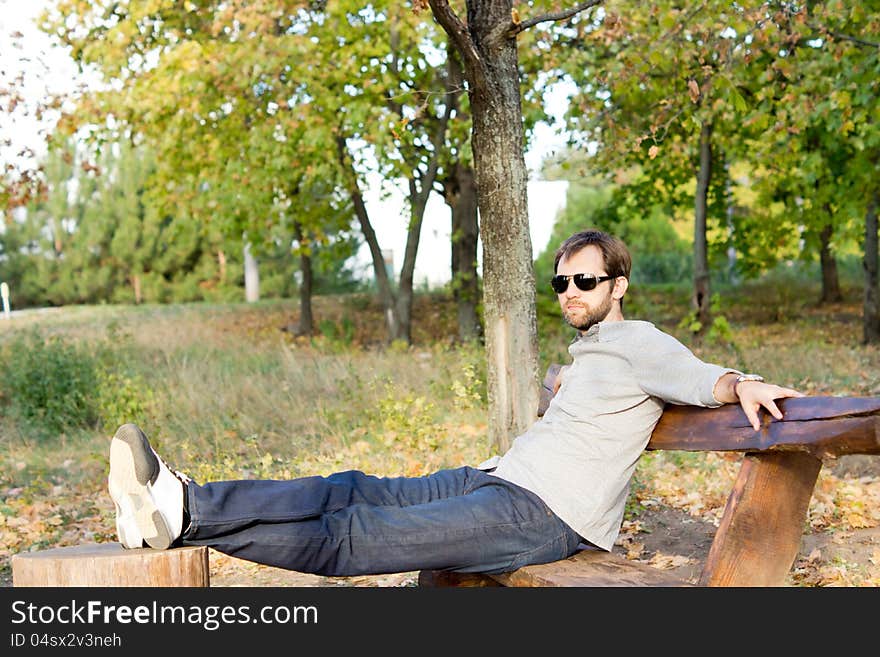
[108,424,174,550]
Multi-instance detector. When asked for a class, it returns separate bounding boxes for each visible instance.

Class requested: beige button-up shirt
[480,320,736,551]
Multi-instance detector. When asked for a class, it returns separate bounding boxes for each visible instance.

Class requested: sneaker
[108,423,190,550]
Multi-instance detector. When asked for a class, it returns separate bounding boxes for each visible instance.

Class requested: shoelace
[152,448,192,484]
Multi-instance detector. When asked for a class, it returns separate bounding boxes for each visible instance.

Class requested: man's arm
[713,372,805,432]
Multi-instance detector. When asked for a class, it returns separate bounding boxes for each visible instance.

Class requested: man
[108,229,802,576]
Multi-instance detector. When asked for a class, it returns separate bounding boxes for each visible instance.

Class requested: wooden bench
[419,364,880,587]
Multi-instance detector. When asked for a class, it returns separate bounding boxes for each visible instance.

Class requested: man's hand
[735,380,805,431]
[553,365,569,395]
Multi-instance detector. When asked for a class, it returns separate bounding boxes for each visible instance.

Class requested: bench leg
[699,451,822,587]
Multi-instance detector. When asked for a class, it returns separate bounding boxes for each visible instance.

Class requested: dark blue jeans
[181,466,582,576]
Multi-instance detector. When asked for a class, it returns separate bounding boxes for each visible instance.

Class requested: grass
[0,273,878,586]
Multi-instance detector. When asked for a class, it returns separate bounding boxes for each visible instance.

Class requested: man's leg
[183,472,582,576]
[182,466,480,537]
[109,423,582,575]
[109,422,477,549]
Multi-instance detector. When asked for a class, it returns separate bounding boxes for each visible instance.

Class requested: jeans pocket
[506,531,570,572]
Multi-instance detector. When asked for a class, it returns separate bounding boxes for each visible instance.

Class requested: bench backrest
[539,363,880,458]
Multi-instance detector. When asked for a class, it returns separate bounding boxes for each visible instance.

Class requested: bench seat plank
[490,549,692,587]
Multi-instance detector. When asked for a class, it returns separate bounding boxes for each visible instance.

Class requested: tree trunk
[429,0,606,449]
[463,4,539,452]
[336,135,401,340]
[131,274,142,305]
[444,162,482,342]
[394,178,433,345]
[394,218,420,344]
[724,159,738,284]
[244,242,260,303]
[693,121,713,333]
[864,191,879,344]
[819,221,843,304]
[292,222,313,336]
[217,249,227,281]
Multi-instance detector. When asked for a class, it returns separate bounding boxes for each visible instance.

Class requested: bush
[95,369,156,431]
[0,331,100,438]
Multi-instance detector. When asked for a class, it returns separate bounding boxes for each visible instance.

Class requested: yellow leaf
[625,542,645,560]
[647,553,692,569]
[847,512,872,529]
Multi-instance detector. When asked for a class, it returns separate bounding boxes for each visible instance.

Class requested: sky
[1,1,570,287]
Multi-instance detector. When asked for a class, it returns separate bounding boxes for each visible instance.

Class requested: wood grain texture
[12,543,209,587]
[699,451,822,587]
[650,397,880,457]
[489,549,691,587]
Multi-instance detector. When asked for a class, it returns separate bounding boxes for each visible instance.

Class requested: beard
[562,291,614,332]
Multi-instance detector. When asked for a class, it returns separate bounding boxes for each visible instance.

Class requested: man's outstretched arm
[713,373,805,432]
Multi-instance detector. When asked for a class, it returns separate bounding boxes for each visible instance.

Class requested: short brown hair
[553,229,632,279]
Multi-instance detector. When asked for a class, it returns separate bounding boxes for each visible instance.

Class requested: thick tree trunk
[819,221,843,304]
[292,222,313,336]
[693,121,713,332]
[864,191,879,344]
[444,163,482,342]
[466,7,539,452]
[243,242,260,303]
[430,0,606,448]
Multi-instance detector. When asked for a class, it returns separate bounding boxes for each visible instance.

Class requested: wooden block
[12,543,209,587]
[699,451,822,587]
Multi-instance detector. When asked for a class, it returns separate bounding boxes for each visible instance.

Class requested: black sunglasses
[550,273,617,294]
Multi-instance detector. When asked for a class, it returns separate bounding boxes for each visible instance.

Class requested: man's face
[556,245,617,332]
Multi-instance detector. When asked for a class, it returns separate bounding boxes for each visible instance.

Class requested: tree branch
[516,0,605,34]
[823,29,880,49]
[485,0,604,50]
[426,0,484,83]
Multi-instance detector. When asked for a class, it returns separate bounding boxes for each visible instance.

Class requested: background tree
[46,0,478,344]
[740,1,879,341]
